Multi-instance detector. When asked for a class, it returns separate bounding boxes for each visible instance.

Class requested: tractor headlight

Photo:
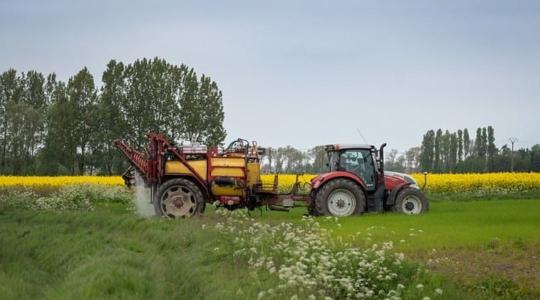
[404,175,419,189]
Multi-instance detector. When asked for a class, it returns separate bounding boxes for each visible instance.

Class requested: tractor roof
[324,144,374,151]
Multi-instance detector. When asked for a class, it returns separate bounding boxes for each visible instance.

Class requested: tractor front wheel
[154,178,205,218]
[312,179,365,217]
[393,188,429,215]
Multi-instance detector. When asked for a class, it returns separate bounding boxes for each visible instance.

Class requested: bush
[0,185,133,212]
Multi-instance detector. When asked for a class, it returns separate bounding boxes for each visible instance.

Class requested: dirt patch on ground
[410,242,540,298]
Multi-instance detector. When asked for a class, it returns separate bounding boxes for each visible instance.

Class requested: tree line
[260,126,540,174]
[417,127,540,173]
[2,59,538,176]
[260,146,327,174]
[0,58,226,175]
[261,145,422,174]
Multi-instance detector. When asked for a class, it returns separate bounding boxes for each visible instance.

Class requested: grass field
[1,192,539,299]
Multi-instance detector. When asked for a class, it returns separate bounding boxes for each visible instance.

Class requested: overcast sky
[1,0,539,152]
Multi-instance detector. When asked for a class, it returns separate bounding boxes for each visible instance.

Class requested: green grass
[252,199,540,250]
[233,198,540,298]
[0,207,278,300]
[337,199,540,250]
[1,196,539,299]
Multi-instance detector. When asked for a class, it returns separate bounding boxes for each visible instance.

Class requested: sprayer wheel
[154,178,204,218]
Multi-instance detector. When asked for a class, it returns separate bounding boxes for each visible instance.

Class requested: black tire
[154,178,205,218]
[311,179,365,216]
[393,188,429,215]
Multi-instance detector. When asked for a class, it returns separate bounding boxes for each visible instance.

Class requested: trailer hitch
[268,205,289,212]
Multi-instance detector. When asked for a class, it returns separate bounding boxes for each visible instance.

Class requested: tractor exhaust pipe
[379,143,387,173]
[373,143,387,212]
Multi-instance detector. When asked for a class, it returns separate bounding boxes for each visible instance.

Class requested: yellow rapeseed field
[1,173,539,193]
[261,173,540,193]
[411,172,540,193]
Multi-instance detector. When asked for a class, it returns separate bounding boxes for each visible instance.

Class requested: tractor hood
[310,171,418,191]
[384,171,418,190]
[310,171,367,190]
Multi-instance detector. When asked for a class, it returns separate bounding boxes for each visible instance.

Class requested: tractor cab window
[339,149,376,190]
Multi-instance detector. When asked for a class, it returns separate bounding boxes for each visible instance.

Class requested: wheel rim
[161,185,197,218]
[327,188,356,216]
[402,195,422,215]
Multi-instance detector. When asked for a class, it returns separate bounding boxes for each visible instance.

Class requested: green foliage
[270,146,308,173]
[470,275,524,299]
[0,209,280,300]
[0,69,48,174]
[0,59,227,175]
[0,184,133,211]
[214,209,428,299]
[418,126,540,173]
[420,130,435,172]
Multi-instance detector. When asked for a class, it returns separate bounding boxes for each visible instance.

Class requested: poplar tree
[0,69,21,172]
[67,67,98,174]
[463,128,470,158]
[457,129,463,162]
[420,130,435,172]
[442,130,451,172]
[40,82,75,174]
[96,60,127,174]
[434,129,442,172]
[475,128,483,158]
[481,127,488,160]
[487,126,496,171]
[449,133,457,171]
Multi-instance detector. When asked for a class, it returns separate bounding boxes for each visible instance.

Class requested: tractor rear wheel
[154,178,205,218]
[312,179,365,217]
[393,188,429,215]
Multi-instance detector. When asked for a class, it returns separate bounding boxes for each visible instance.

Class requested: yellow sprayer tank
[163,153,261,198]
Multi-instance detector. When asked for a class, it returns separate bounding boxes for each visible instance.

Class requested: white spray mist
[134,171,155,217]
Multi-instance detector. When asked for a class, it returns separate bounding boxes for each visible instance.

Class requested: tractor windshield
[338,149,376,190]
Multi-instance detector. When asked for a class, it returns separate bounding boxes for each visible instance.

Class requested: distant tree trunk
[1,125,6,172]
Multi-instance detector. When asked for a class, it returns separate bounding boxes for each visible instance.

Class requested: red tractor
[309,144,428,216]
[115,133,428,218]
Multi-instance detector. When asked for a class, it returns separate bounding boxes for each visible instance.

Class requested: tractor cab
[325,144,380,191]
